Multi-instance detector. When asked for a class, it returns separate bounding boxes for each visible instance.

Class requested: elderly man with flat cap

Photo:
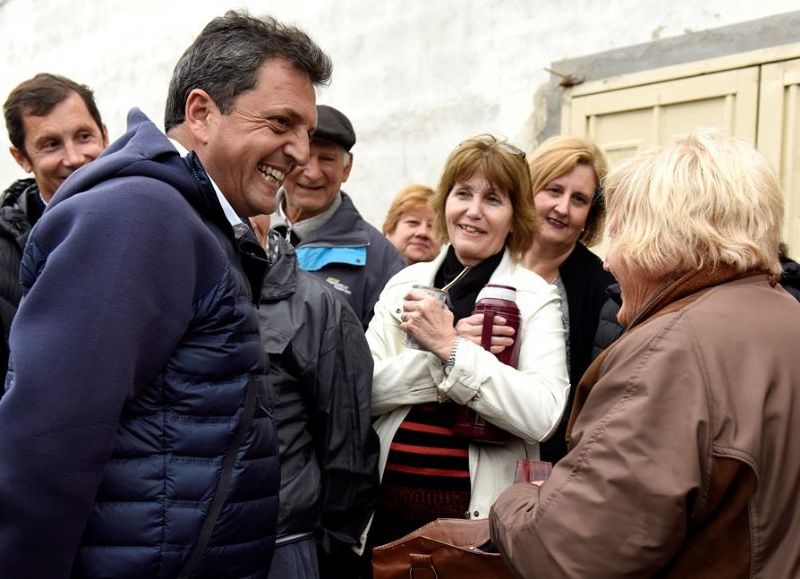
[273,105,405,327]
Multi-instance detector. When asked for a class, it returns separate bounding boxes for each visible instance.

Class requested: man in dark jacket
[272,105,406,327]
[0,177,36,381]
[0,11,331,578]
[249,219,379,579]
[0,73,108,381]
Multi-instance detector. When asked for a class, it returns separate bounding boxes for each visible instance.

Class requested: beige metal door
[566,67,760,166]
[561,44,800,258]
[563,66,760,257]
[759,58,800,256]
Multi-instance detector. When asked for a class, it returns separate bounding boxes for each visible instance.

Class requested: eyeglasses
[496,141,527,163]
[465,134,527,164]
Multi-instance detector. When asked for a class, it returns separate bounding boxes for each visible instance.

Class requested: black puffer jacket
[779,254,800,301]
[591,283,624,361]
[257,230,379,554]
[0,178,43,382]
[592,255,800,360]
[0,110,279,578]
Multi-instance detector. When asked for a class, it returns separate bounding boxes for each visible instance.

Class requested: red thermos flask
[453,284,520,444]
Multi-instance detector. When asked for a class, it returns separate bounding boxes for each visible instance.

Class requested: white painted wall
[0,0,796,226]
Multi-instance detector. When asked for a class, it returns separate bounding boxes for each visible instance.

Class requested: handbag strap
[409,553,438,579]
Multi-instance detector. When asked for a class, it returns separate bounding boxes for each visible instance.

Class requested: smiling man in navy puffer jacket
[0,11,331,579]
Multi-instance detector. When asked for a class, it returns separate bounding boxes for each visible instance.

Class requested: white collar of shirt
[272,189,342,242]
[168,137,243,229]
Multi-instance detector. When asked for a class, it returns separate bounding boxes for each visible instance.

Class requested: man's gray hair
[164,10,332,131]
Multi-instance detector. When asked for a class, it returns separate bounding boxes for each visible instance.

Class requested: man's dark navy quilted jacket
[0,109,279,578]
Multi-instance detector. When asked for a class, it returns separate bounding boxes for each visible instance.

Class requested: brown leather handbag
[372,518,515,579]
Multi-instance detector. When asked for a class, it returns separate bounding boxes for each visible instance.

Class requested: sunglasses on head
[465,134,527,164]
[496,141,527,162]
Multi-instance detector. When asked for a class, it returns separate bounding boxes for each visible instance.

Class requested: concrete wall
[1,0,797,226]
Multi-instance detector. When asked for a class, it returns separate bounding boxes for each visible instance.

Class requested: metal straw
[440,266,472,293]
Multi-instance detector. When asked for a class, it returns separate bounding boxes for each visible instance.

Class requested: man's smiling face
[281,138,352,222]
[11,91,107,202]
[196,58,317,217]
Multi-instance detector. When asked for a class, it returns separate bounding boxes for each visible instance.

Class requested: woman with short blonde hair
[604,131,782,279]
[492,131,800,578]
[382,184,435,235]
[528,135,608,246]
[383,184,441,264]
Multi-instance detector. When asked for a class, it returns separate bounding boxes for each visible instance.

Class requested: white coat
[365,247,569,527]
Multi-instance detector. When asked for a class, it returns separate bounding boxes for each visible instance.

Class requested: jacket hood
[0,179,41,242]
[49,109,197,211]
[261,230,298,301]
[1,178,37,207]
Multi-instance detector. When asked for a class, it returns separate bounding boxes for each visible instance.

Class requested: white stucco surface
[0,0,796,225]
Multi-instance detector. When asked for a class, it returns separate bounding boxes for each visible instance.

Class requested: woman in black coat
[523,136,616,463]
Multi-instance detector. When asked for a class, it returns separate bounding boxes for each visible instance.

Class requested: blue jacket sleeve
[0,185,219,577]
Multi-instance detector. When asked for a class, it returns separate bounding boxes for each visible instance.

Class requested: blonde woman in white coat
[363,135,569,550]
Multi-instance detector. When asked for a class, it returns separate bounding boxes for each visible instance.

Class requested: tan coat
[490,271,800,578]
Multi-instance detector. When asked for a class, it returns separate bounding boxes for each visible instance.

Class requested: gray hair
[164,10,332,131]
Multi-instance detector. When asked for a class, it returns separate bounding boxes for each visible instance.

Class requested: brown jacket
[490,271,800,578]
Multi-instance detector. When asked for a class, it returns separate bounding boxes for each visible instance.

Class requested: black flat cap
[313,105,356,151]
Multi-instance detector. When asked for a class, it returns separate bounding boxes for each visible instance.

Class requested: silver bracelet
[444,336,461,375]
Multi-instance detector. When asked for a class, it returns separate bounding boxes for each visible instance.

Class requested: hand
[455,313,515,354]
[401,288,457,361]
